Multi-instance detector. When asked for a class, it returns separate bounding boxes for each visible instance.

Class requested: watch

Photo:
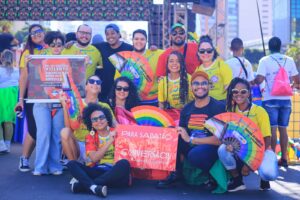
[189,136,194,145]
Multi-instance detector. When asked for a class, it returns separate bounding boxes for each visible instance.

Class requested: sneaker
[32,171,42,176]
[71,182,81,194]
[156,171,182,189]
[5,141,10,153]
[19,157,31,172]
[51,171,63,176]
[260,180,271,191]
[278,158,288,168]
[0,140,8,153]
[227,177,246,192]
[94,185,107,197]
[203,179,217,191]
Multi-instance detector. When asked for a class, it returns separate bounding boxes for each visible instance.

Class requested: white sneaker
[51,171,63,176]
[0,140,8,153]
[5,141,10,153]
[19,157,31,172]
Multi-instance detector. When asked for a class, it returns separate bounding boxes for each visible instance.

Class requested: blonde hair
[0,49,14,75]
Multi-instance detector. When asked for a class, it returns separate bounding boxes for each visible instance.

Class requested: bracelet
[19,98,24,100]
[189,136,194,145]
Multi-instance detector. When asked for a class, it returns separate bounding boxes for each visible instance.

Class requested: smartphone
[15,106,23,118]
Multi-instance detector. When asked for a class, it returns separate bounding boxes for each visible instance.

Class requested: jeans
[262,99,291,127]
[67,159,131,190]
[33,103,64,174]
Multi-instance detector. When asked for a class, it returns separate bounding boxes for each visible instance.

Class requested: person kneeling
[67,103,131,197]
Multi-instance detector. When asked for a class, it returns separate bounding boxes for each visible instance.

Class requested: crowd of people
[0,22,299,197]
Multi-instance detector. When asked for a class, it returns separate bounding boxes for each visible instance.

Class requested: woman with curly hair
[158,51,193,123]
[67,103,131,198]
[195,35,233,102]
[108,76,139,125]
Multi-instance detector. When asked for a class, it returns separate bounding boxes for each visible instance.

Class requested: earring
[90,128,95,136]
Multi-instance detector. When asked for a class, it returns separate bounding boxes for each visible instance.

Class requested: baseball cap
[191,71,209,83]
[171,23,185,32]
[105,23,120,33]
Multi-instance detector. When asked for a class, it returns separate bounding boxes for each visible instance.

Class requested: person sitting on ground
[195,35,233,103]
[60,75,116,164]
[218,78,276,192]
[67,103,131,198]
[108,76,139,125]
[0,50,19,153]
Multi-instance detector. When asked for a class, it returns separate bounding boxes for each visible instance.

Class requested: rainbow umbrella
[131,105,175,127]
[62,73,84,130]
[205,112,265,171]
[109,51,154,100]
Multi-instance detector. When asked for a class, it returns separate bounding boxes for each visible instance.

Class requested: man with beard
[131,29,163,106]
[62,24,102,79]
[157,71,225,189]
[156,23,201,78]
[93,24,133,102]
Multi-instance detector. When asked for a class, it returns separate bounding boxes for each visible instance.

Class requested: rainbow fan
[109,51,154,100]
[131,106,175,127]
[205,112,265,171]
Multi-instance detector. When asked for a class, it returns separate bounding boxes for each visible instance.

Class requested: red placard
[114,125,178,171]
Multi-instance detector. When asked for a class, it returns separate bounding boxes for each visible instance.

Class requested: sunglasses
[116,86,130,92]
[171,30,185,36]
[192,81,209,87]
[91,114,106,123]
[88,79,102,85]
[78,31,92,36]
[198,48,214,54]
[49,42,63,48]
[232,88,248,95]
[30,29,44,37]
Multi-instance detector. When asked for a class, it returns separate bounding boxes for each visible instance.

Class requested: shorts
[262,99,291,127]
[24,103,37,140]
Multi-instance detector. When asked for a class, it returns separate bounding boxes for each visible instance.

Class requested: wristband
[19,98,24,100]
[189,136,194,145]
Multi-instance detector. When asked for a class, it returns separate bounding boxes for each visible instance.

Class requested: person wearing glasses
[156,23,201,78]
[108,77,139,124]
[67,103,131,197]
[60,75,116,165]
[195,35,233,103]
[31,31,66,175]
[15,24,48,172]
[157,71,225,189]
[62,24,102,79]
[218,78,275,192]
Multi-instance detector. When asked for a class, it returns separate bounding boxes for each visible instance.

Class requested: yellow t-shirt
[195,58,233,100]
[158,74,193,109]
[62,44,102,79]
[73,101,114,142]
[235,104,271,137]
[19,48,50,68]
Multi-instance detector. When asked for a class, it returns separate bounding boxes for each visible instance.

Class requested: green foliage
[244,49,265,71]
[286,38,300,71]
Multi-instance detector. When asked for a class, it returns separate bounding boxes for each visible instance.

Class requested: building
[291,0,300,41]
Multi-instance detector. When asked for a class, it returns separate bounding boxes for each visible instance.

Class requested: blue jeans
[262,100,291,127]
[33,103,64,174]
[187,144,219,173]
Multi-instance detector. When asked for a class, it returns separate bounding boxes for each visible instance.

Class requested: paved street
[0,144,299,200]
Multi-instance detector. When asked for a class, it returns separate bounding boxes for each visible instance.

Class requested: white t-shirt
[256,53,298,101]
[226,56,254,81]
[0,67,19,88]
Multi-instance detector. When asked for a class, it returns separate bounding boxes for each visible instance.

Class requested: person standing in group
[156,23,201,78]
[253,36,300,168]
[226,38,254,82]
[67,103,131,198]
[0,50,19,153]
[62,24,102,79]
[158,51,193,111]
[131,29,163,106]
[157,71,225,189]
[0,25,19,53]
[31,31,65,175]
[195,35,233,103]
[93,24,133,102]
[218,78,276,192]
[15,24,48,172]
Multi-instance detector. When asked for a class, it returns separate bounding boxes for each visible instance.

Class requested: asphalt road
[0,144,299,200]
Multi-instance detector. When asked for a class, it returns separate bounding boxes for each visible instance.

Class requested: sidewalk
[0,144,299,200]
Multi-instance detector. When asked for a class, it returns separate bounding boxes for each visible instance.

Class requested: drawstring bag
[270,57,293,96]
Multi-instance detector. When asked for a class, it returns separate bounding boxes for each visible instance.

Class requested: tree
[286,38,300,72]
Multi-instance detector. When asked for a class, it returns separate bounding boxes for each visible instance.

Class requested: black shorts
[24,102,36,140]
